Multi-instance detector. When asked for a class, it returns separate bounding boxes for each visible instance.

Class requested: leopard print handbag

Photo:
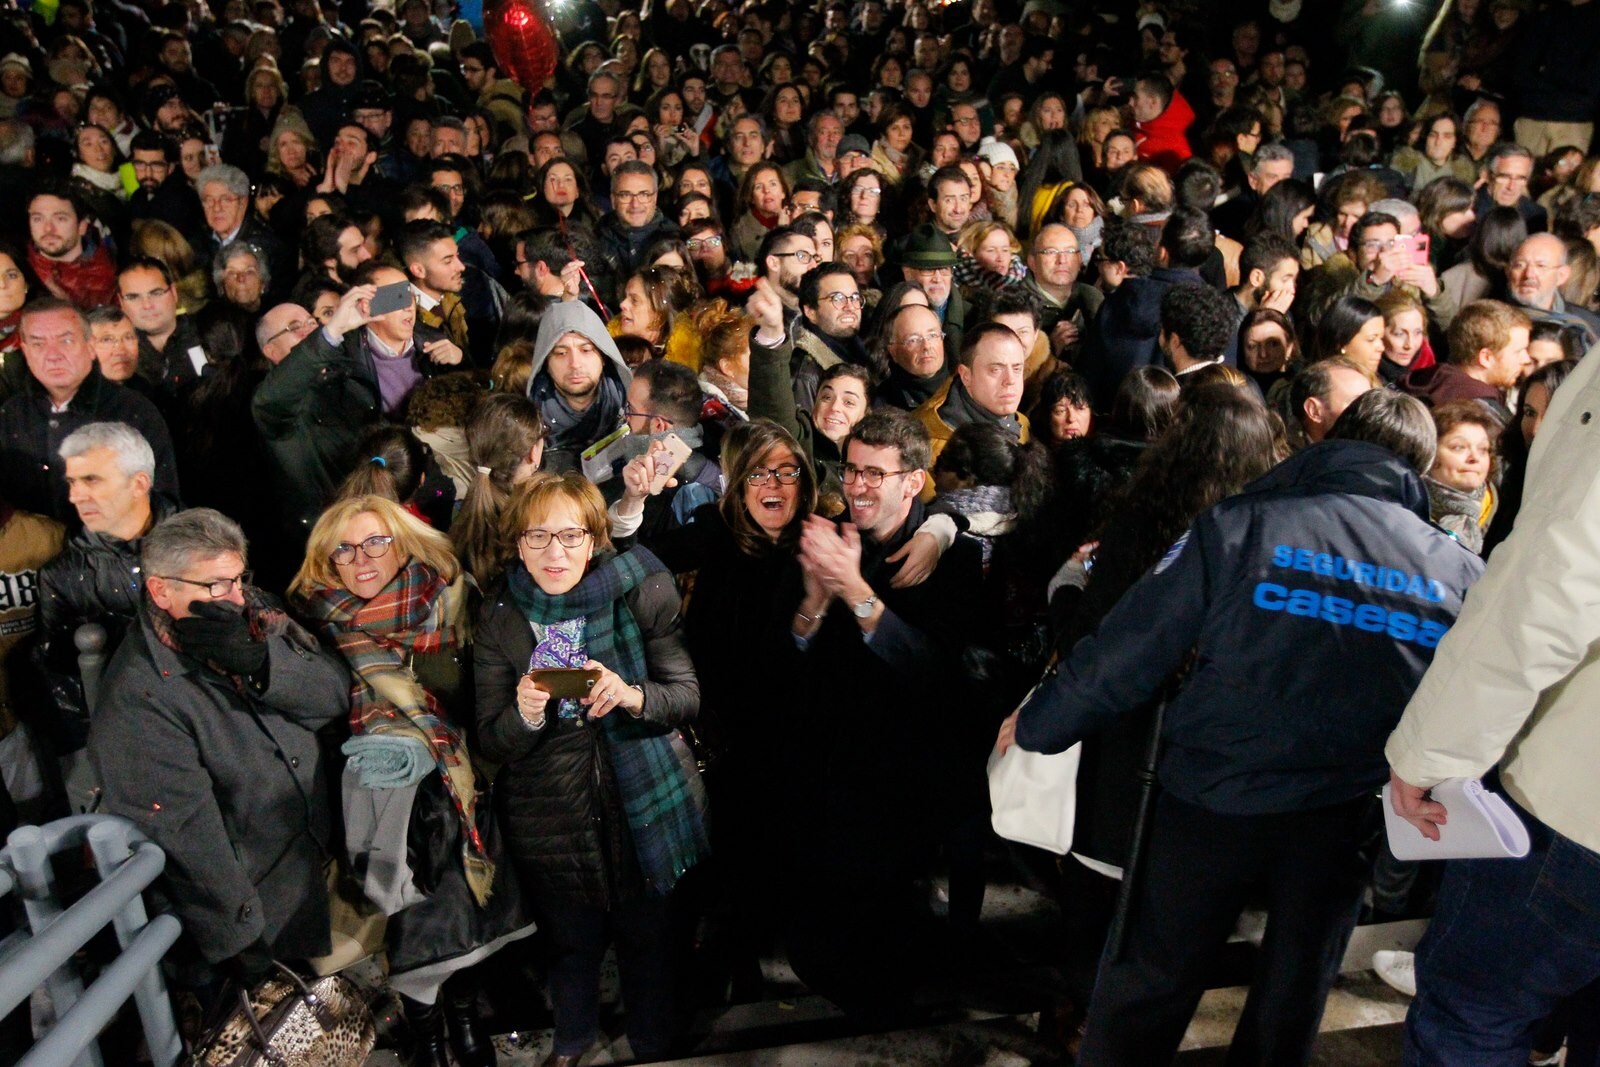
[192,963,376,1067]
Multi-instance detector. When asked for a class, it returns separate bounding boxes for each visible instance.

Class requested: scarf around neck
[532,370,627,452]
[72,162,127,197]
[942,375,1022,439]
[299,561,494,905]
[506,547,708,895]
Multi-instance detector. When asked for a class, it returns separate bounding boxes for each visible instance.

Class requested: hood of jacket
[1135,90,1196,160]
[1236,439,1430,522]
[527,299,632,388]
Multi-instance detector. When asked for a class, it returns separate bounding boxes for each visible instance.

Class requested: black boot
[398,995,451,1067]
[445,986,497,1067]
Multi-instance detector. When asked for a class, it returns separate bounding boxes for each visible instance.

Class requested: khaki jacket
[1386,344,1600,851]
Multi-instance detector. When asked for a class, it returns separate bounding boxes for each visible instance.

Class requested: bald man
[1505,233,1600,347]
[255,304,320,365]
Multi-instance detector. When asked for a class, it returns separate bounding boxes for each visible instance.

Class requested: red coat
[1135,90,1195,174]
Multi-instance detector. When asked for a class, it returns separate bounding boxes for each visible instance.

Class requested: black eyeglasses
[162,571,252,598]
[520,528,591,549]
[841,464,911,487]
[330,535,392,565]
[772,249,819,265]
[746,465,802,486]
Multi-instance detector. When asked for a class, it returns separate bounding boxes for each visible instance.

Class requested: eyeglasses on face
[841,464,911,487]
[520,527,591,549]
[262,318,315,345]
[773,249,818,265]
[821,290,863,308]
[162,571,252,598]
[687,236,723,251]
[895,330,943,350]
[330,535,392,566]
[746,465,802,487]
[1034,246,1080,258]
[614,189,657,203]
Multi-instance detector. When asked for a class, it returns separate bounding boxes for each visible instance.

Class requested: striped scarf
[507,547,708,896]
[298,562,494,906]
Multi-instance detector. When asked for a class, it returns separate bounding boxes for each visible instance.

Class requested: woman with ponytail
[451,395,547,589]
[292,495,533,1067]
[335,426,458,532]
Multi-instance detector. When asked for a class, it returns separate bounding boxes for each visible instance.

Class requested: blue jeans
[1405,802,1600,1066]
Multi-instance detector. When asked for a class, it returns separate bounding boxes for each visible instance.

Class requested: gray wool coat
[88,615,351,964]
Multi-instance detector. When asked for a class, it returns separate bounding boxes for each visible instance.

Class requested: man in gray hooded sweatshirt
[526,300,633,473]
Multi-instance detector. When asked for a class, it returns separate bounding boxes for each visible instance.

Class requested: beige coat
[1386,343,1600,852]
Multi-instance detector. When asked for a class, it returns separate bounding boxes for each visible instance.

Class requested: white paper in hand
[1382,778,1531,861]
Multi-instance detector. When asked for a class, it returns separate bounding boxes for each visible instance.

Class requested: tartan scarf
[507,547,709,896]
[298,561,495,906]
[146,587,316,696]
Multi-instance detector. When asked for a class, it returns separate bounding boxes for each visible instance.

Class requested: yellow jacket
[912,376,1032,501]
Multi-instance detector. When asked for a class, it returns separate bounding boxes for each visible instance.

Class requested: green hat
[898,224,958,269]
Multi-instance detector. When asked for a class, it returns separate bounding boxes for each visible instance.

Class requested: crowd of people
[0,0,1597,1063]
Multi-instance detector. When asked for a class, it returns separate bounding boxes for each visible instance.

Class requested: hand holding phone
[649,433,694,493]
[525,667,602,700]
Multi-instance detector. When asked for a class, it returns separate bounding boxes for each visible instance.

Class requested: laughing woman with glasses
[293,495,533,1067]
[476,472,705,1067]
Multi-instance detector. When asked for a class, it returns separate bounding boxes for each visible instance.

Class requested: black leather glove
[220,937,275,986]
[173,601,267,678]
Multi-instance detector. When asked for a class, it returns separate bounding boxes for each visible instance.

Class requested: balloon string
[559,214,611,321]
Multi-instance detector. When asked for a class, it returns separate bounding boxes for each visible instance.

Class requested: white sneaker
[1373,949,1417,997]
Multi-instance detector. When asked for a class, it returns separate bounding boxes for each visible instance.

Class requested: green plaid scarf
[298,561,495,906]
[507,547,709,896]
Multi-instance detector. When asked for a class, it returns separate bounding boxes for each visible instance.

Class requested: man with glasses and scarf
[89,507,349,991]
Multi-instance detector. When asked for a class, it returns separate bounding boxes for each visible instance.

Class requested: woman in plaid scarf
[474,472,706,1067]
[292,496,533,1067]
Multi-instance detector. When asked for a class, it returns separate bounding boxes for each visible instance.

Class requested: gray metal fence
[0,815,182,1067]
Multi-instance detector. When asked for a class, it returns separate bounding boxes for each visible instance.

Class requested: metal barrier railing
[0,815,183,1067]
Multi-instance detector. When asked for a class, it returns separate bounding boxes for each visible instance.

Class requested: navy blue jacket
[1077,266,1203,411]
[1014,441,1486,816]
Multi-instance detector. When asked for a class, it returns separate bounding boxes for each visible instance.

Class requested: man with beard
[523,300,632,473]
[399,219,504,367]
[153,32,220,114]
[709,44,759,112]
[299,37,361,146]
[785,111,845,187]
[710,114,773,214]
[127,132,205,245]
[314,122,396,218]
[757,226,817,335]
[926,166,973,241]
[299,214,372,293]
[26,188,118,311]
[793,262,867,413]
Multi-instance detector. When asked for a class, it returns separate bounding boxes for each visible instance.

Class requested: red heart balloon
[485,0,559,93]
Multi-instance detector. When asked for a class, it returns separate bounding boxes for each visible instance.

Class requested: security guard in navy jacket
[1000,393,1485,1067]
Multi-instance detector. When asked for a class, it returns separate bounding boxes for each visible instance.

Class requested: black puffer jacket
[474,570,698,909]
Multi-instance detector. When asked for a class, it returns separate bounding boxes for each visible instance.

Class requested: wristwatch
[851,594,879,619]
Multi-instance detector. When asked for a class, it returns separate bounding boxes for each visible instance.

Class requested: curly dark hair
[1067,384,1276,644]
